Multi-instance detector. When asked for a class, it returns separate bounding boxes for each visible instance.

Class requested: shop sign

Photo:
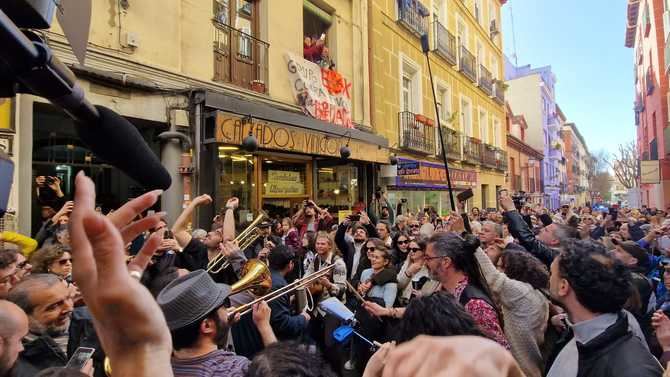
[215,112,389,163]
[395,159,477,189]
[266,170,304,195]
[285,52,353,128]
[397,161,420,176]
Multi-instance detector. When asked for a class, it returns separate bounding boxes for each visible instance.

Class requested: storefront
[199,106,388,225]
[382,158,478,216]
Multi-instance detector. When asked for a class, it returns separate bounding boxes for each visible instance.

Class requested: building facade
[505,103,544,203]
[504,57,564,210]
[560,123,592,206]
[627,0,670,209]
[371,0,508,214]
[2,0,390,234]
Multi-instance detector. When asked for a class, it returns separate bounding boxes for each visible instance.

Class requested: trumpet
[207,211,269,274]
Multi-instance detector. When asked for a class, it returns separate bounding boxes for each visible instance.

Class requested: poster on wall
[266,170,305,195]
[285,52,353,128]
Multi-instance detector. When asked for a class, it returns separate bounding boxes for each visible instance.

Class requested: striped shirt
[172,350,249,377]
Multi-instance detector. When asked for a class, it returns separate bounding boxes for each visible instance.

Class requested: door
[213,0,259,88]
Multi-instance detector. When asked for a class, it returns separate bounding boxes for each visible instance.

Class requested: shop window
[261,157,309,219]
[217,149,256,225]
[316,162,360,213]
[303,1,335,69]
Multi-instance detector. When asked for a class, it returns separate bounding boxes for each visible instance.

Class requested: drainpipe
[157,130,191,225]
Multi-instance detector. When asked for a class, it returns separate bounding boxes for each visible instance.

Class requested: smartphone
[349,214,361,222]
[609,208,618,221]
[456,188,474,203]
[0,152,14,218]
[66,347,95,370]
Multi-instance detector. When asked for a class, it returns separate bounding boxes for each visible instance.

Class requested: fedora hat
[157,270,232,331]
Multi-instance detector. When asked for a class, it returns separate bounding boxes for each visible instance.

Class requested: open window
[303,1,335,69]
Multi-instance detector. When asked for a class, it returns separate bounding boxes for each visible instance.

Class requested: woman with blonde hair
[29,244,73,280]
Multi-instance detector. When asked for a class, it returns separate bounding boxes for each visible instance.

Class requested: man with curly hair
[546,239,663,377]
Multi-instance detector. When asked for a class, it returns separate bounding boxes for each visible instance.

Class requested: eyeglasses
[0,271,17,285]
[409,224,420,228]
[397,240,409,245]
[17,261,29,269]
[365,246,376,252]
[58,258,72,266]
[408,248,423,253]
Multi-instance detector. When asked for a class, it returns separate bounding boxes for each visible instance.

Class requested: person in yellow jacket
[0,231,38,257]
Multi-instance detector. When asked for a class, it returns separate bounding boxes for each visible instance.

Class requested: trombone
[207,211,269,274]
[228,260,336,317]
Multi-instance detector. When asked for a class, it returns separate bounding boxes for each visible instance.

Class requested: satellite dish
[56,0,92,65]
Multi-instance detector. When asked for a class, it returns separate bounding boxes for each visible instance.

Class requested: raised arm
[172,194,212,248]
[222,197,238,242]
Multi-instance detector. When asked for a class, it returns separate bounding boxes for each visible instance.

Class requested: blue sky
[502,0,636,155]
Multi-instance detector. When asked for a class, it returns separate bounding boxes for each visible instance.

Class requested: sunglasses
[409,224,420,228]
[397,240,409,245]
[408,247,423,253]
[58,258,72,266]
[365,246,376,252]
[17,261,29,269]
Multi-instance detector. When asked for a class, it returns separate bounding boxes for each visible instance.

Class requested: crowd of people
[1,172,670,376]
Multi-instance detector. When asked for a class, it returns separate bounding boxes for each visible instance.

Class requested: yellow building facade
[371,0,508,214]
[5,0,389,233]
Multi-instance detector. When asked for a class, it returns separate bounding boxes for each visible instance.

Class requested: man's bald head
[0,300,28,377]
[0,300,27,339]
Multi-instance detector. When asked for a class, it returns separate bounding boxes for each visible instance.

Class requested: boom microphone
[0,7,172,191]
[75,106,172,191]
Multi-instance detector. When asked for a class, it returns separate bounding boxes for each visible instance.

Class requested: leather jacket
[504,210,556,268]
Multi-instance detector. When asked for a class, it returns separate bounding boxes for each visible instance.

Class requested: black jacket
[546,311,663,377]
[504,210,556,268]
[15,307,104,377]
[269,271,308,340]
[334,222,377,285]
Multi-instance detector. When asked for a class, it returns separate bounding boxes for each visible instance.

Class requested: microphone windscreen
[75,105,172,191]
[420,33,430,53]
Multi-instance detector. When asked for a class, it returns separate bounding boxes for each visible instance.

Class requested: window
[460,96,473,136]
[479,109,488,143]
[476,40,484,69]
[303,0,334,65]
[492,117,501,147]
[457,16,468,48]
[490,57,499,80]
[433,0,447,25]
[474,0,482,24]
[436,83,452,125]
[400,56,422,113]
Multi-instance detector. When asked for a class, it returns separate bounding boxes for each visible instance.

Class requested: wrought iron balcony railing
[398,111,436,155]
[459,46,477,83]
[433,21,457,66]
[397,0,428,37]
[213,21,269,94]
[479,65,493,96]
[463,136,482,164]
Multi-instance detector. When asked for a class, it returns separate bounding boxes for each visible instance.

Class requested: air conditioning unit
[490,20,499,39]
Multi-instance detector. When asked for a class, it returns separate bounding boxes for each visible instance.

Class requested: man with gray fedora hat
[157,270,276,377]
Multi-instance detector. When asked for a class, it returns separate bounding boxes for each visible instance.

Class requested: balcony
[397,0,428,37]
[213,21,269,94]
[646,67,655,95]
[463,136,482,164]
[459,46,477,83]
[492,80,505,105]
[496,149,508,171]
[398,111,436,155]
[433,21,457,66]
[439,127,462,160]
[479,65,493,96]
[481,144,498,168]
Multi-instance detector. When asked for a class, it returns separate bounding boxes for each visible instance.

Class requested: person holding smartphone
[291,200,334,240]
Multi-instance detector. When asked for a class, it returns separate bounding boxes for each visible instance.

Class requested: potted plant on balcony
[415,114,427,124]
[251,80,266,94]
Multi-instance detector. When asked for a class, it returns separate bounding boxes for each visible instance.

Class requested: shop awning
[204,90,389,148]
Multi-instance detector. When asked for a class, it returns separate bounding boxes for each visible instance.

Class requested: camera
[511,191,527,211]
[45,176,55,185]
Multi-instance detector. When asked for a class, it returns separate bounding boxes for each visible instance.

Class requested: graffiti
[285,52,353,129]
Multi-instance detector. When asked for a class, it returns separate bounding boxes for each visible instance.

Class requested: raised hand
[70,171,173,377]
